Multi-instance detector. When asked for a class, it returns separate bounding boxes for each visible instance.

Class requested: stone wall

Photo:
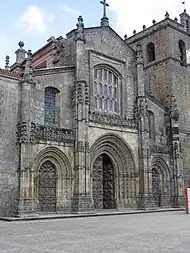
[33,67,75,128]
[0,75,19,216]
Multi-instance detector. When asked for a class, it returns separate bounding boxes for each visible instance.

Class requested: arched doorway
[151,158,171,207]
[152,167,161,207]
[38,161,57,212]
[92,154,116,210]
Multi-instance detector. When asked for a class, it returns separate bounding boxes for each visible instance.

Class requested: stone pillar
[17,50,36,216]
[170,96,184,207]
[136,44,156,209]
[71,16,94,213]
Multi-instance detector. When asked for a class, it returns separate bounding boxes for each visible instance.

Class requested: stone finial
[133,30,136,35]
[5,55,10,70]
[76,16,85,42]
[152,20,156,25]
[23,49,34,83]
[27,49,32,57]
[143,25,146,30]
[184,9,187,13]
[15,41,27,64]
[165,11,170,19]
[124,34,127,40]
[174,17,178,22]
[76,16,84,31]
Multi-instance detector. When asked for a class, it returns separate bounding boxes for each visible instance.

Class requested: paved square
[0,211,190,253]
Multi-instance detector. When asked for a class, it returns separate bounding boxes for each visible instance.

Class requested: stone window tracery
[44,87,59,124]
[93,67,121,113]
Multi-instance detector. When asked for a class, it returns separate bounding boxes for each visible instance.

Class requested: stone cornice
[126,18,187,45]
[144,56,185,70]
[33,66,75,76]
[0,68,21,80]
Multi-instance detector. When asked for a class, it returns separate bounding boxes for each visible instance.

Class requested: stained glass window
[93,67,120,113]
[44,87,59,124]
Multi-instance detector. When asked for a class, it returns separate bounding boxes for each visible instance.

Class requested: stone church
[0,2,189,217]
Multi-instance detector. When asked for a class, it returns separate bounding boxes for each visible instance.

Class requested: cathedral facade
[0,6,189,217]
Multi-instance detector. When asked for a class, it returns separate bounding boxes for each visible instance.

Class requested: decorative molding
[16,122,28,143]
[30,123,75,143]
[33,66,75,76]
[16,122,75,144]
[89,111,137,128]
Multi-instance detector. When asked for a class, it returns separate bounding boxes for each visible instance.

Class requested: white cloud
[58,4,80,16]
[108,0,190,36]
[16,5,54,33]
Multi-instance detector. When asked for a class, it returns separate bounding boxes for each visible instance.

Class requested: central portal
[92,154,116,210]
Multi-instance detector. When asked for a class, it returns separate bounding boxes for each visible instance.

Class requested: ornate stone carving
[77,82,84,104]
[170,95,179,122]
[52,37,65,66]
[75,16,86,42]
[23,50,35,84]
[30,123,75,143]
[136,43,144,64]
[72,87,76,106]
[16,122,27,143]
[85,83,89,104]
[89,111,137,128]
[76,141,90,152]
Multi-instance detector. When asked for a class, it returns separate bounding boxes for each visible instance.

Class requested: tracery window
[44,87,59,124]
[93,67,121,113]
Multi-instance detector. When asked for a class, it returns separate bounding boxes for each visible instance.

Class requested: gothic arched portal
[38,161,57,212]
[151,158,171,207]
[90,134,137,210]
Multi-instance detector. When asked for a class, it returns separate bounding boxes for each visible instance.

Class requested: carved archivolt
[90,134,138,207]
[31,146,72,179]
[90,134,136,175]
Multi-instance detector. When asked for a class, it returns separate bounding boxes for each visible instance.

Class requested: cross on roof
[100,0,109,18]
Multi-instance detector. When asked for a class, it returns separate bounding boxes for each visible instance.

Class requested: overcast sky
[0,0,189,67]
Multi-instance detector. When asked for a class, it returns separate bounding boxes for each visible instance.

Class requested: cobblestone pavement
[0,211,189,253]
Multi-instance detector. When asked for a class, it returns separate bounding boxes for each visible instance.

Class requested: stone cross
[100,0,109,18]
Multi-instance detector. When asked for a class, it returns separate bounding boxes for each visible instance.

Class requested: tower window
[147,42,156,62]
[179,40,187,67]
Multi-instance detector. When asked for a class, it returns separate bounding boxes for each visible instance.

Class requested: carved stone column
[71,16,94,213]
[170,95,184,207]
[17,50,36,216]
[136,44,156,209]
